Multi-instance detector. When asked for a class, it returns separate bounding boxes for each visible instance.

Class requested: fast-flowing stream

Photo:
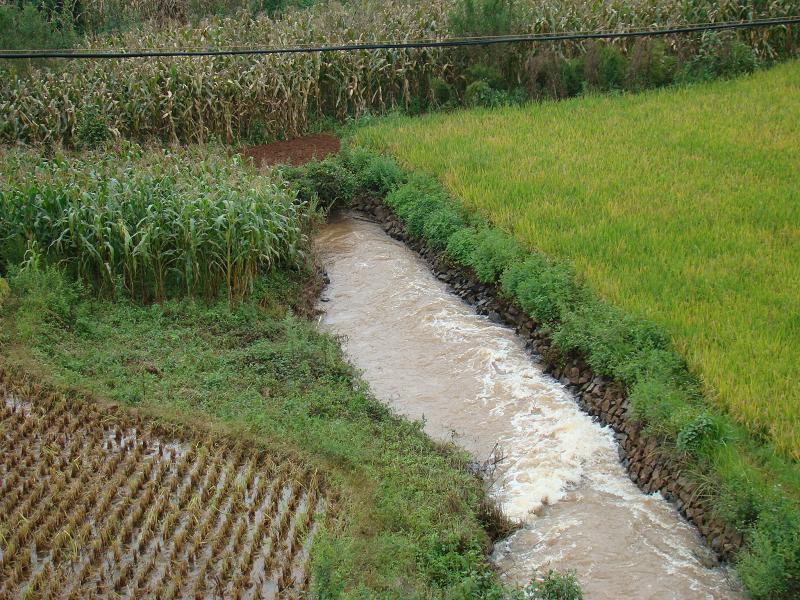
[316,215,742,599]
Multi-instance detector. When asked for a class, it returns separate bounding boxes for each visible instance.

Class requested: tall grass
[355,61,800,460]
[1,0,798,146]
[0,145,306,301]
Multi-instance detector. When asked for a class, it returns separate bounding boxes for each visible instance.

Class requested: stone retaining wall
[350,195,743,563]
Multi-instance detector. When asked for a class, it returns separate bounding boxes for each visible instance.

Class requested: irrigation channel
[315,215,742,599]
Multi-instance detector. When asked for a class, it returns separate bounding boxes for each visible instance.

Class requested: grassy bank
[355,61,800,461]
[0,145,519,597]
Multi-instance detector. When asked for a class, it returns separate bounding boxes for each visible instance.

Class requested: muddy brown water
[316,215,743,599]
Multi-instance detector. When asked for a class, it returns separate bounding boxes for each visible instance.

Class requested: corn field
[0,146,306,301]
[2,0,798,146]
[0,366,325,599]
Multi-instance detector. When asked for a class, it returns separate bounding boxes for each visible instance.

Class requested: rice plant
[0,145,307,302]
[0,366,323,599]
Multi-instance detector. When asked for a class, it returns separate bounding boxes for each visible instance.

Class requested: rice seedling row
[0,369,326,599]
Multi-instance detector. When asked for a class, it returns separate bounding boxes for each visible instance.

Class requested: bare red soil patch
[243,134,340,167]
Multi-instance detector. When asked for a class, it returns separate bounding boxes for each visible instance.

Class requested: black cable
[1,18,744,54]
[1,15,798,60]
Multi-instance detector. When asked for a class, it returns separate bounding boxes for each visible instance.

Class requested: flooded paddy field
[0,379,323,600]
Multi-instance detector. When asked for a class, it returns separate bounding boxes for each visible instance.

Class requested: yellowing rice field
[0,369,324,600]
[356,61,800,459]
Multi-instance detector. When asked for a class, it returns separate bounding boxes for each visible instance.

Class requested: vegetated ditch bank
[285,141,800,597]
[283,142,800,599]
[315,214,740,598]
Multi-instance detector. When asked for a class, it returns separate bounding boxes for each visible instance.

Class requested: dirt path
[243,133,340,167]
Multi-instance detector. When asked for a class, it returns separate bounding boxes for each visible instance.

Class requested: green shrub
[465,81,504,108]
[0,277,9,310]
[627,39,677,91]
[422,207,466,250]
[525,569,583,600]
[0,3,78,52]
[446,228,479,266]
[466,64,506,90]
[501,254,583,326]
[283,157,356,210]
[682,32,759,82]
[525,50,568,100]
[431,78,456,107]
[676,413,725,455]
[737,503,800,600]
[385,176,447,239]
[345,148,405,196]
[552,302,673,385]
[470,228,523,284]
[584,43,626,91]
[449,0,518,38]
[561,58,585,97]
[627,374,699,439]
[75,106,111,149]
[8,264,86,342]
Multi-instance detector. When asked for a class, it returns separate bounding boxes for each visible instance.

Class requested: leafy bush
[465,81,526,108]
[446,228,480,266]
[552,302,674,384]
[344,148,405,196]
[470,228,524,284]
[449,0,518,38]
[501,254,583,326]
[283,157,356,209]
[682,32,760,81]
[466,64,506,90]
[583,43,627,91]
[0,277,9,310]
[627,374,699,439]
[385,175,447,239]
[525,50,568,99]
[525,569,583,600]
[737,502,800,600]
[627,39,677,91]
[431,78,456,107]
[0,3,78,51]
[423,207,467,250]
[466,81,505,108]
[75,106,111,149]
[676,413,725,455]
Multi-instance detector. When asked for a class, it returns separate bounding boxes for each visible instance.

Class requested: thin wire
[1,15,798,59]
[5,16,794,54]
[6,18,739,53]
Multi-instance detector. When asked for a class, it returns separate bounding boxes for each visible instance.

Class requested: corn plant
[1,0,798,146]
[0,145,307,301]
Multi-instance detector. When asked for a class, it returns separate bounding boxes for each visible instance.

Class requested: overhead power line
[1,15,798,60]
